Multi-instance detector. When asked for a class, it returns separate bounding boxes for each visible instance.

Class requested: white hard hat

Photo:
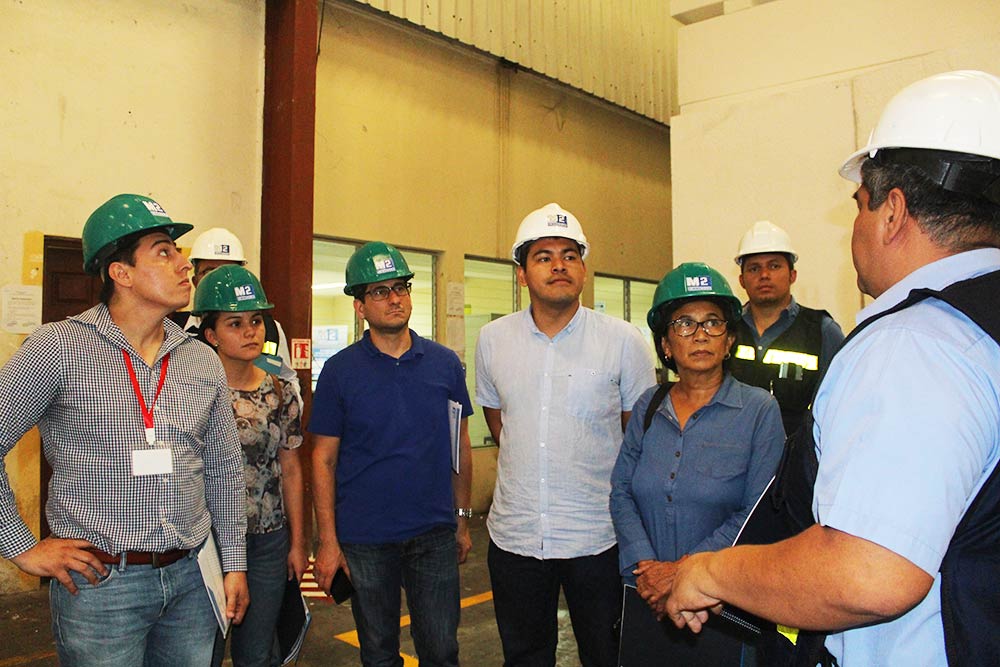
[840,70,1000,183]
[511,203,589,265]
[735,220,798,265]
[189,227,247,263]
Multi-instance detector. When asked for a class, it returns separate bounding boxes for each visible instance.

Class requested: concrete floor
[0,515,583,666]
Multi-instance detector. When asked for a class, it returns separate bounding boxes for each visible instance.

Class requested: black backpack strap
[642,382,673,433]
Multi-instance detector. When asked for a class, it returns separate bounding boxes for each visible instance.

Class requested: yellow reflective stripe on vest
[735,344,756,361]
[760,348,819,371]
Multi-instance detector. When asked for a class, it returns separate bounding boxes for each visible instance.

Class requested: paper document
[197,535,232,637]
[278,578,312,665]
[448,399,462,474]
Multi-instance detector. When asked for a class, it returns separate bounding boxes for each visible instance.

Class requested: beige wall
[314,3,671,509]
[314,3,673,344]
[671,0,1000,331]
[0,0,265,592]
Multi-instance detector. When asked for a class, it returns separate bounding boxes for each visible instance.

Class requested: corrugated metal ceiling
[347,0,675,124]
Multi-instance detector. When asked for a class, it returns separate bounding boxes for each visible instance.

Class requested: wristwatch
[454,508,473,519]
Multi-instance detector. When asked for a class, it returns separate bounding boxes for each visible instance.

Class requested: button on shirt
[0,305,247,570]
[476,306,656,559]
[309,330,474,544]
[610,375,784,579]
[813,249,1000,665]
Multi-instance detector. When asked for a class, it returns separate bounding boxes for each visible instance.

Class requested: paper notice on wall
[1,285,42,334]
[446,282,464,317]
[290,338,312,370]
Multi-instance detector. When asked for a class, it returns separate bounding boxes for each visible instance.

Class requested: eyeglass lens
[671,318,727,337]
[367,282,412,300]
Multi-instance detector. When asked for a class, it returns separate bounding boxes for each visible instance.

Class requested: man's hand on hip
[11,537,105,594]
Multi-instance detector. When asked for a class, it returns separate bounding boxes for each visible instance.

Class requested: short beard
[751,292,788,308]
[370,320,410,336]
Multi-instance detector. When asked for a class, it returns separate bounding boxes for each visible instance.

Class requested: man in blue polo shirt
[311,241,473,667]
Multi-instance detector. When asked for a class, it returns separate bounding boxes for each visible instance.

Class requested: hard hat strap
[873,148,1000,205]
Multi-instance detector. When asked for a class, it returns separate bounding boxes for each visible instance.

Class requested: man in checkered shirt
[0,194,248,666]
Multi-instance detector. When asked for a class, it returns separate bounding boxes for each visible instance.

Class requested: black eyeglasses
[667,317,728,337]
[365,282,412,301]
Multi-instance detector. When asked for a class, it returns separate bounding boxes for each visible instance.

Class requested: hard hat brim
[839,146,874,183]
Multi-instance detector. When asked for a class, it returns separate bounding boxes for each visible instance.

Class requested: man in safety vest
[729,221,844,435]
[665,69,1000,666]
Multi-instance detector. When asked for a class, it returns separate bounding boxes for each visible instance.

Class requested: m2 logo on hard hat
[685,276,713,292]
[141,200,169,217]
[546,214,569,228]
[372,254,396,274]
[234,284,257,301]
[213,243,232,256]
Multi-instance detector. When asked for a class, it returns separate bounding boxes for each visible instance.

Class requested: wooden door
[39,237,102,538]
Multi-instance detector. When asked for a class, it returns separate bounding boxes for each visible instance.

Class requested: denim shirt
[610,374,784,579]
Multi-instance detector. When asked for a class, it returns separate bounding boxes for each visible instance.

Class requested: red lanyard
[123,350,170,445]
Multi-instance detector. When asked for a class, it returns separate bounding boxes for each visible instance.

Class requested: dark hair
[861,151,1000,251]
[98,231,146,304]
[197,311,222,347]
[651,296,739,373]
[516,238,584,267]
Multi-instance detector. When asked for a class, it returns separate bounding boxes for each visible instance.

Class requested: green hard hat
[192,265,274,316]
[82,194,193,275]
[344,241,414,295]
[647,262,742,331]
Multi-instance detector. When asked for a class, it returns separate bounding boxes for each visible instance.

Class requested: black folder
[617,584,754,666]
[276,578,312,665]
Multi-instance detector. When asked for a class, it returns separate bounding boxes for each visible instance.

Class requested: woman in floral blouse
[194,265,306,667]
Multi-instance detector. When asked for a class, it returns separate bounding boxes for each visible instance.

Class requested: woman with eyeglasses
[610,262,784,664]
[193,265,307,667]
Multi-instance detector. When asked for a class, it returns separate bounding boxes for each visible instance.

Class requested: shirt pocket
[692,442,747,480]
[566,368,619,421]
[163,377,219,438]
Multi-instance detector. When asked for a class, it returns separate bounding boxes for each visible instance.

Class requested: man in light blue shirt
[664,70,1000,665]
[476,203,656,667]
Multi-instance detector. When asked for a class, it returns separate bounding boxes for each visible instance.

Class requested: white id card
[132,447,173,476]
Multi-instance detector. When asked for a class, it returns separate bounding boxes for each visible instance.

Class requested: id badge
[132,445,173,476]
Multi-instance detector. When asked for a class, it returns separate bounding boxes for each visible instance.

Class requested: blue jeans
[228,527,290,667]
[342,525,460,667]
[488,540,621,667]
[49,550,216,667]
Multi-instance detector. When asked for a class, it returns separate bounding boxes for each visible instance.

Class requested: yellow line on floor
[0,651,57,667]
[333,590,494,665]
[460,590,494,608]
